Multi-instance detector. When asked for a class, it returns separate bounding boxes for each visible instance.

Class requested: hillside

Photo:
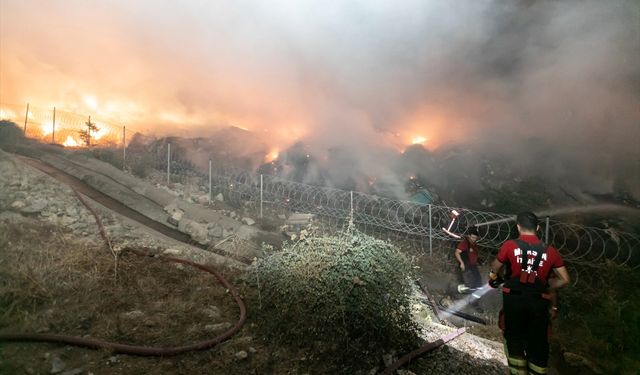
[0,146,510,374]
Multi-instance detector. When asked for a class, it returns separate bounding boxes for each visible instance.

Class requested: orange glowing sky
[1,0,638,170]
[0,1,502,152]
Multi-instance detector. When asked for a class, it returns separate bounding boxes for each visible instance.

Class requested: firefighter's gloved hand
[488,277,504,289]
[488,271,504,289]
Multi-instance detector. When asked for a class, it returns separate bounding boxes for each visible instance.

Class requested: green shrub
[557,261,640,374]
[249,227,420,367]
[129,154,154,178]
[90,148,123,170]
[0,121,24,151]
[72,148,123,170]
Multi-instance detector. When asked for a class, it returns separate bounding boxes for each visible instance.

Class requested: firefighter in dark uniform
[489,212,570,375]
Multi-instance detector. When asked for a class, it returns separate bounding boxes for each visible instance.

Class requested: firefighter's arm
[455,248,465,271]
[488,259,504,288]
[491,258,503,274]
[549,266,570,290]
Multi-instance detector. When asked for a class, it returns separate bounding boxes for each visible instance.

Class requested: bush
[129,154,154,178]
[0,121,24,151]
[72,148,123,170]
[249,227,420,367]
[557,261,640,374]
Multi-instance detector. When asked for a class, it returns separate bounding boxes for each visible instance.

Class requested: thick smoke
[1,0,638,202]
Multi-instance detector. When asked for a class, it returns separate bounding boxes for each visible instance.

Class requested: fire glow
[92,124,109,140]
[0,108,17,120]
[412,135,428,145]
[41,123,54,136]
[63,136,80,147]
[265,148,279,162]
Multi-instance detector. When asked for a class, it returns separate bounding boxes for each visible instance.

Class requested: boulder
[178,218,209,244]
[21,198,48,213]
[208,225,223,238]
[196,194,210,205]
[10,200,25,209]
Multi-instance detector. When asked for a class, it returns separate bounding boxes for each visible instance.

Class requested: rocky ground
[0,146,519,374]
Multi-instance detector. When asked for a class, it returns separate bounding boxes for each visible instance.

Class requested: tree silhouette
[78,116,99,146]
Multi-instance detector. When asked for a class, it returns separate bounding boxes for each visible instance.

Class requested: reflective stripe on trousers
[505,343,528,375]
[528,361,547,374]
[504,343,548,374]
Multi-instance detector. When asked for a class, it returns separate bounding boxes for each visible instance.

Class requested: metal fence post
[545,216,550,244]
[23,103,29,135]
[167,143,171,185]
[350,190,354,223]
[122,125,126,170]
[51,106,56,144]
[209,159,212,205]
[428,204,433,257]
[260,174,263,218]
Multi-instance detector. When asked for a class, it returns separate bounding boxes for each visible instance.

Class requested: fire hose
[0,189,247,356]
[381,327,466,375]
[377,282,471,374]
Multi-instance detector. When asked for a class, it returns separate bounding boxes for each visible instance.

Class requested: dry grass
[0,217,508,375]
[0,219,243,344]
[0,218,272,375]
[0,217,370,375]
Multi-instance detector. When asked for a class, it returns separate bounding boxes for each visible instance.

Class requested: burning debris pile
[127,128,639,223]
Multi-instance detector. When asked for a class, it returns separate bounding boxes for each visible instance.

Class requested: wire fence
[2,102,639,271]
[0,102,124,147]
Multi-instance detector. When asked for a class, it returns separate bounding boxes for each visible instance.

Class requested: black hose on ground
[381,328,466,375]
[0,175,247,356]
[416,281,487,325]
[0,249,247,356]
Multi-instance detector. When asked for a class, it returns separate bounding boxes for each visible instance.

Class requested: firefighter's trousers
[502,292,550,374]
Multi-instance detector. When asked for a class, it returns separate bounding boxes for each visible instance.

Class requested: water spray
[439,284,494,320]
[474,215,516,227]
[474,204,640,228]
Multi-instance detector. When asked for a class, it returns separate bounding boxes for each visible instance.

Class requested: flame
[63,135,80,147]
[265,148,279,162]
[411,135,428,145]
[92,123,109,140]
[0,108,17,120]
[41,122,54,136]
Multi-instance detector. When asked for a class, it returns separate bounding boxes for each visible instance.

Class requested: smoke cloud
[1,0,639,201]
